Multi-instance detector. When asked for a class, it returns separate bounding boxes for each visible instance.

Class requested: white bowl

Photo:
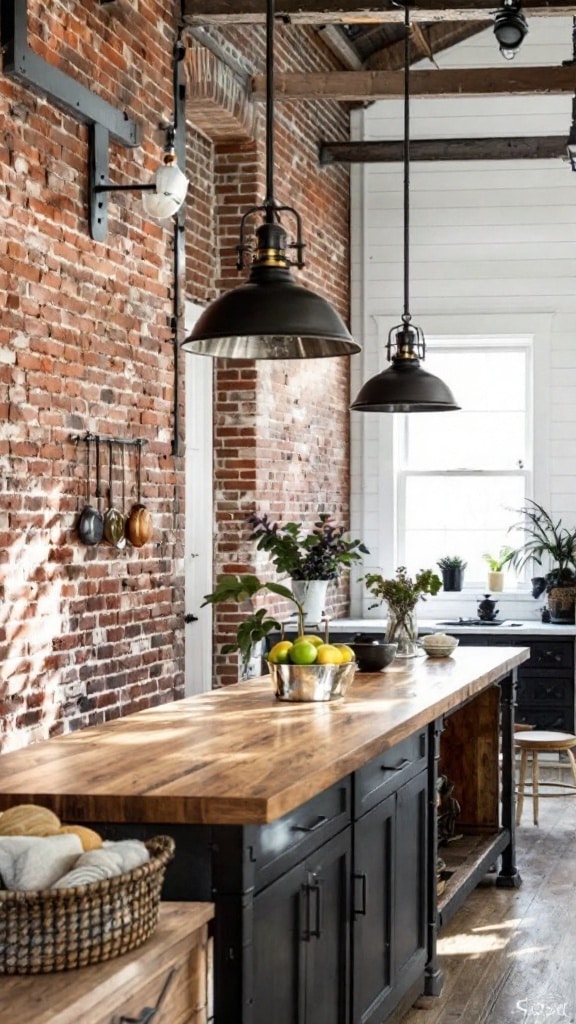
[421,634,459,658]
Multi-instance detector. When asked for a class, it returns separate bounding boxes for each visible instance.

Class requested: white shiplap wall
[349,17,576,618]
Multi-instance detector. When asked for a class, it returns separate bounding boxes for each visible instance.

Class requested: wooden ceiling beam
[252,65,576,101]
[320,136,571,163]
[184,1,576,26]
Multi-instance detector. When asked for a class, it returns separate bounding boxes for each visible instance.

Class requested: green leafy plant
[507,500,576,592]
[362,566,441,622]
[436,555,467,571]
[483,547,515,573]
[202,574,305,676]
[248,512,369,580]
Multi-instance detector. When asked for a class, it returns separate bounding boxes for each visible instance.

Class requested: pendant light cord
[265,0,275,218]
[403,2,411,324]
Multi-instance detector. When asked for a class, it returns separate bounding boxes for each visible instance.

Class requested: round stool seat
[515,730,576,750]
[515,730,576,826]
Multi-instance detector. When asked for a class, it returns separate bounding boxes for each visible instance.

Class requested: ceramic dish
[421,634,459,658]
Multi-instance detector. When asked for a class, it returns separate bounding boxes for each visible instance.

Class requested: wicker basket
[0,835,175,975]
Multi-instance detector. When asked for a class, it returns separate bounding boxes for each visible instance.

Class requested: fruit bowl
[349,642,398,672]
[421,634,459,658]
[267,661,357,702]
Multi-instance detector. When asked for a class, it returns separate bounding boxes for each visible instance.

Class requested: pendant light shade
[182,223,357,359]
[182,0,359,360]
[350,4,459,414]
[351,328,459,413]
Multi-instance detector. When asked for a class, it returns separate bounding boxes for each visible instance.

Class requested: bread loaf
[0,804,61,837]
[58,824,103,851]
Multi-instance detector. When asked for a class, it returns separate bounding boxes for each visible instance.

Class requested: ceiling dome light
[494,0,529,61]
[182,0,360,360]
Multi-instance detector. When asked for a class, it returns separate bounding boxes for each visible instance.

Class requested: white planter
[487,571,505,592]
[290,579,330,625]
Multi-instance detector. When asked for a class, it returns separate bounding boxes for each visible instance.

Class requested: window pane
[403,474,526,581]
[405,349,527,469]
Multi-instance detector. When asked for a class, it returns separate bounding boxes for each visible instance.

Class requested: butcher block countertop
[0,647,528,828]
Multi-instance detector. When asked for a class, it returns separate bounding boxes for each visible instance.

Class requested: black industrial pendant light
[493,0,529,61]
[350,3,459,414]
[182,0,360,360]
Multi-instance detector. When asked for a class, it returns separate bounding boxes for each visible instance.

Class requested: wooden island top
[0,647,528,827]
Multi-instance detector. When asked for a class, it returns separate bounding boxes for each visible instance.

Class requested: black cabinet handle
[380,758,411,772]
[113,967,176,1023]
[304,879,322,939]
[352,872,367,916]
[292,814,329,834]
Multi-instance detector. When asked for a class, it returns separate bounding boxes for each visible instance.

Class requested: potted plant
[247,512,369,623]
[483,546,515,593]
[202,574,305,678]
[362,566,442,658]
[507,500,576,623]
[436,555,467,592]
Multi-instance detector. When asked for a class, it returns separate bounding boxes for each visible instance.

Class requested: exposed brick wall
[184,24,355,686]
[0,0,187,752]
[0,5,355,749]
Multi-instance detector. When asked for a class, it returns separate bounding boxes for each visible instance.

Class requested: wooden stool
[515,730,576,825]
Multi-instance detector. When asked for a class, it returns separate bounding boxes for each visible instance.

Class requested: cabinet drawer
[516,705,574,732]
[519,640,573,670]
[253,777,351,892]
[517,673,573,706]
[354,731,428,819]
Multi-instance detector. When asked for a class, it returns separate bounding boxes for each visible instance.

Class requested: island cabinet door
[250,828,351,1024]
[352,770,428,1024]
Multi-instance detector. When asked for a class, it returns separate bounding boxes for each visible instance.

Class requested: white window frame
[396,335,533,587]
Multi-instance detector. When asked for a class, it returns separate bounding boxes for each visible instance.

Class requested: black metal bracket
[71,432,148,449]
[0,1,139,148]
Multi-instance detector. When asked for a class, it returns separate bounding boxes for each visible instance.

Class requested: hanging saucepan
[126,440,153,547]
[103,440,126,549]
[77,437,104,546]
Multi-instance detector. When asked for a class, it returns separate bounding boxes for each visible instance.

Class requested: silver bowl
[268,661,357,702]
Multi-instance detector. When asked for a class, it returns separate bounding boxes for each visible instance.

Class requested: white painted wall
[184,301,214,693]
[349,16,576,619]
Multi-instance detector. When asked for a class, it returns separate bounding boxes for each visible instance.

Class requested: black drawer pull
[113,966,176,1023]
[352,872,367,916]
[292,814,329,834]
[380,758,412,772]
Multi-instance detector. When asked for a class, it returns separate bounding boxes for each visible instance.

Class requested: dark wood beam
[365,22,490,71]
[319,136,571,163]
[184,1,576,25]
[252,65,576,101]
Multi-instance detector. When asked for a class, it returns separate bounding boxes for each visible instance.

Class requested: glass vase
[386,606,418,658]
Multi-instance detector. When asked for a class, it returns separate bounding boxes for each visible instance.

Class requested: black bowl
[349,642,398,672]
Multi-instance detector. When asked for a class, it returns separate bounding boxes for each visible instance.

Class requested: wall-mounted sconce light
[493,1,529,61]
[90,123,188,240]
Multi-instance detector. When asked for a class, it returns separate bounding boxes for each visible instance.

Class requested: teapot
[477,594,498,621]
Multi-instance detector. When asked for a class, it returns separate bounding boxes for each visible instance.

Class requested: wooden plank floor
[397,766,576,1024]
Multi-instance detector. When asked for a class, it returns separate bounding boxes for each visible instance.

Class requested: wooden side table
[0,902,214,1024]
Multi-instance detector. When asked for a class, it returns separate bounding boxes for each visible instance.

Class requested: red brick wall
[183,25,354,686]
[0,0,186,752]
[0,6,354,747]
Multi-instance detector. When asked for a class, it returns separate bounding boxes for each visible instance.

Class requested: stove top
[436,618,506,627]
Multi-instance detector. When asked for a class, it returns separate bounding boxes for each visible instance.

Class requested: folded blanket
[0,834,83,891]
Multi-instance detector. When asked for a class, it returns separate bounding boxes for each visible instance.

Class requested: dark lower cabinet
[451,633,575,732]
[352,770,428,1024]
[252,828,351,1024]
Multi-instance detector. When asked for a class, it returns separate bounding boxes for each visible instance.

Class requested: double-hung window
[396,337,532,587]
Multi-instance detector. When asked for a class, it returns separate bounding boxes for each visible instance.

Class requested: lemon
[268,640,293,665]
[289,641,318,665]
[295,634,324,648]
[334,643,355,664]
[316,644,344,665]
